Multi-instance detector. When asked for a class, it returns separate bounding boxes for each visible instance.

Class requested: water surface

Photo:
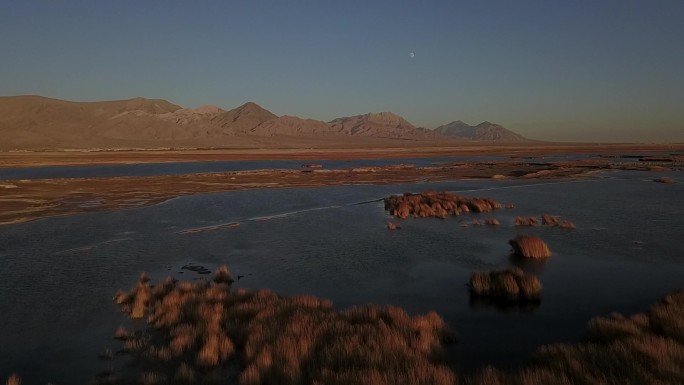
[0,170,682,383]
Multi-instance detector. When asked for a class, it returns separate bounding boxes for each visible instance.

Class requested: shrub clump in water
[467,289,684,385]
[509,235,552,258]
[469,267,542,301]
[384,191,501,219]
[108,266,457,385]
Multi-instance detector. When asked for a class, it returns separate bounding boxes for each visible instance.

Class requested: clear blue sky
[1,1,683,141]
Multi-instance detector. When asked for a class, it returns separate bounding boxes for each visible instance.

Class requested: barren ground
[1,144,681,225]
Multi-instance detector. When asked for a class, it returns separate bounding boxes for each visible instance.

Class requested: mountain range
[435,120,528,142]
[0,95,529,150]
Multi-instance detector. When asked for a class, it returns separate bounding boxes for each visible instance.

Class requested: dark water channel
[0,156,508,180]
[0,169,683,383]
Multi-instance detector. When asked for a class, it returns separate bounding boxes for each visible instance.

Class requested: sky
[1,1,683,142]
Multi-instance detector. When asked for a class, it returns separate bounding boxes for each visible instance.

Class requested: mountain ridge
[435,120,528,142]
[0,95,529,150]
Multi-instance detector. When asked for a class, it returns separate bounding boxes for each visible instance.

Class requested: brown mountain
[252,115,336,136]
[0,96,473,150]
[434,120,528,142]
[329,112,438,139]
[0,95,192,148]
[211,102,277,134]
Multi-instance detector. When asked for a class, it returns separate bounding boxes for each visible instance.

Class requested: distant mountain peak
[435,120,528,142]
[211,101,277,133]
[328,111,437,139]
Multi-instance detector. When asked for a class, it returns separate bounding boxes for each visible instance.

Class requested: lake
[0,167,682,384]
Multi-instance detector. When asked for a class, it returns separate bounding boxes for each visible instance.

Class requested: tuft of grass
[213,265,234,284]
[174,363,195,383]
[6,374,20,385]
[114,325,130,340]
[469,268,542,300]
[110,267,456,385]
[559,220,575,229]
[384,191,501,219]
[386,221,401,230]
[542,214,576,229]
[509,235,551,258]
[139,371,165,385]
[515,216,538,226]
[586,313,649,342]
[466,289,684,385]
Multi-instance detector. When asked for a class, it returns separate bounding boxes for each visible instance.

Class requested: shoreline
[1,143,683,168]
[0,157,670,226]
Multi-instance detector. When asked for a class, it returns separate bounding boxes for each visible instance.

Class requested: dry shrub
[515,216,538,226]
[466,367,505,385]
[469,268,541,300]
[384,191,501,219]
[517,275,543,298]
[114,325,130,340]
[111,266,456,385]
[113,290,130,305]
[541,214,560,226]
[485,218,500,226]
[492,274,520,299]
[586,313,649,342]
[139,371,165,385]
[213,265,234,284]
[469,272,491,295]
[139,271,151,283]
[542,214,575,229]
[509,235,551,258]
[132,282,152,319]
[649,289,684,344]
[559,220,575,229]
[470,289,684,385]
[174,363,195,383]
[5,374,20,385]
[654,177,674,184]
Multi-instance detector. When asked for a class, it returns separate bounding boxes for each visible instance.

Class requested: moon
[409,52,415,59]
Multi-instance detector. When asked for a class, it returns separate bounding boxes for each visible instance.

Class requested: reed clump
[384,191,501,219]
[114,325,130,340]
[387,221,401,230]
[466,289,684,385]
[110,267,457,385]
[5,374,20,385]
[514,216,538,226]
[213,265,234,284]
[509,235,552,258]
[541,214,576,229]
[469,267,542,300]
[515,214,575,229]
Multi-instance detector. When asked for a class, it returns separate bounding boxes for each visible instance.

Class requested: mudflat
[2,143,683,168]
[1,144,681,225]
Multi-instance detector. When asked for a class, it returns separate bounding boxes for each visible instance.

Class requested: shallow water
[0,170,682,383]
[0,155,508,180]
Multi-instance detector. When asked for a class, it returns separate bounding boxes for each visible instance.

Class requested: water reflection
[469,294,541,313]
[508,254,549,274]
[1,172,683,384]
